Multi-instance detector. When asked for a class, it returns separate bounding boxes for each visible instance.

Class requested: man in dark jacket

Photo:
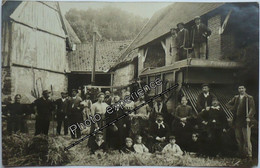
[192,16,211,59]
[199,98,228,156]
[68,89,83,139]
[226,85,255,159]
[33,90,55,136]
[6,94,28,134]
[197,83,216,113]
[55,92,69,135]
[176,22,189,61]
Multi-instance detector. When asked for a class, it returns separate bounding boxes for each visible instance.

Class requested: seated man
[149,115,169,152]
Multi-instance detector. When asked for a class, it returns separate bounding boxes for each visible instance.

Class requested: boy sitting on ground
[89,131,107,155]
[162,136,183,157]
[120,137,135,154]
[133,135,149,153]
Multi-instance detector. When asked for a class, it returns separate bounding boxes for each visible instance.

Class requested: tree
[65,6,148,42]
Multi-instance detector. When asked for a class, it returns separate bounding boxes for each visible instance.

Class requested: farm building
[110,2,259,119]
[67,41,130,92]
[2,1,81,104]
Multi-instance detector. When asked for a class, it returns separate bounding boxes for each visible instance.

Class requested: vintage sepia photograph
[1,0,259,167]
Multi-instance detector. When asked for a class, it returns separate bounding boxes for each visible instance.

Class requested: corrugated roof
[68,41,130,72]
[121,2,224,58]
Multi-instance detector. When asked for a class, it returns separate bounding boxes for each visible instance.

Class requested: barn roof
[68,41,130,72]
[2,1,80,44]
[121,2,224,58]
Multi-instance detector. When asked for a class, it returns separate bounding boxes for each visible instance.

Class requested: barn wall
[1,1,69,103]
[10,66,67,104]
[113,64,135,86]
[11,23,67,72]
[10,1,65,38]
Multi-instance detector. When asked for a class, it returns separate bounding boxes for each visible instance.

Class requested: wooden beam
[143,47,149,63]
[161,40,167,54]
[12,63,65,74]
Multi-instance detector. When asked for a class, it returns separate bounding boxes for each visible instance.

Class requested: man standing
[227,85,255,159]
[6,94,28,134]
[192,16,211,59]
[55,92,69,135]
[197,84,216,113]
[170,28,178,63]
[68,89,83,139]
[33,90,54,136]
[104,91,112,106]
[176,23,189,61]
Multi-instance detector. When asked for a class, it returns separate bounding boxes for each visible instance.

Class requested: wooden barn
[110,2,259,119]
[2,1,81,104]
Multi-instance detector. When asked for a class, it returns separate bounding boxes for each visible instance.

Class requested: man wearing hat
[192,16,211,59]
[199,98,228,156]
[33,90,55,135]
[68,89,83,139]
[176,22,189,60]
[196,84,216,113]
[55,92,69,135]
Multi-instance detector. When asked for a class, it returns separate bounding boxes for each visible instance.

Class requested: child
[89,131,107,154]
[133,135,149,153]
[162,136,183,157]
[120,137,135,154]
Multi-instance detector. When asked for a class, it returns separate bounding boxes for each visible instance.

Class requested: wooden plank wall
[11,23,67,72]
[8,1,68,72]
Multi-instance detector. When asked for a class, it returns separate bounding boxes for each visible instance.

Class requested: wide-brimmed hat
[42,90,51,95]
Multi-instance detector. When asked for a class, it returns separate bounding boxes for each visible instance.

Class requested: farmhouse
[110,2,259,118]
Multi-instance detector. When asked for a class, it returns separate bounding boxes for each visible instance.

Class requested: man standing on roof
[176,23,189,61]
[196,84,216,113]
[226,84,255,159]
[192,16,211,59]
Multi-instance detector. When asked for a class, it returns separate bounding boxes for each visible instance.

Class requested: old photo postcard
[1,1,259,167]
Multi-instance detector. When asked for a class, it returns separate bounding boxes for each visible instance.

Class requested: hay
[2,133,73,166]
[3,133,243,166]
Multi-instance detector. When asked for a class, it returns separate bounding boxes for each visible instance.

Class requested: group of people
[170,16,211,61]
[3,82,256,160]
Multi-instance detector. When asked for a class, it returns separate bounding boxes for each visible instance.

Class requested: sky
[59,2,172,19]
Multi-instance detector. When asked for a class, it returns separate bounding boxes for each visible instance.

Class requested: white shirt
[162,143,183,155]
[203,92,209,98]
[133,144,149,153]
